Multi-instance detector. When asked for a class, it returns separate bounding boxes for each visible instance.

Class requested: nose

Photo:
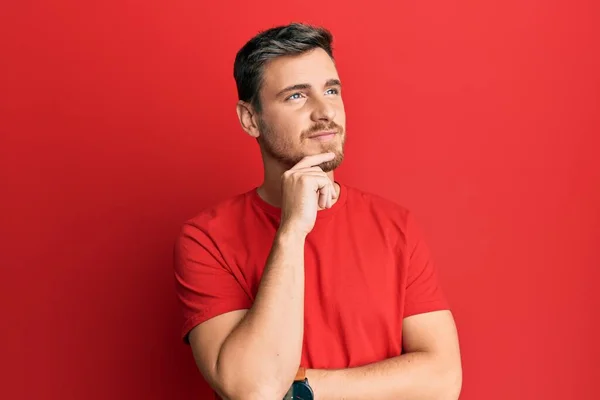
[310,96,336,122]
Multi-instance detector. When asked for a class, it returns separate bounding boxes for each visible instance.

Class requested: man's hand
[280,152,338,236]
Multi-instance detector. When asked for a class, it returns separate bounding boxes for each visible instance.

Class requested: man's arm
[189,227,306,400]
[306,310,462,400]
[184,153,338,400]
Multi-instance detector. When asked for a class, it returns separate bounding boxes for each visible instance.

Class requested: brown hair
[233,23,334,113]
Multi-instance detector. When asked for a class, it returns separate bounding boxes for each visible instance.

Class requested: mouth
[308,130,337,141]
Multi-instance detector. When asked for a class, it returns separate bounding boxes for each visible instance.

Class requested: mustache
[302,122,344,138]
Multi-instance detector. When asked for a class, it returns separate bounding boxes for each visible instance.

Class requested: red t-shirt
[173,182,449,369]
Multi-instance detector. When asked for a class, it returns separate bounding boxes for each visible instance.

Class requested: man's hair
[233,22,334,113]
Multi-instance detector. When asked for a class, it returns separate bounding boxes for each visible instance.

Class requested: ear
[236,100,260,139]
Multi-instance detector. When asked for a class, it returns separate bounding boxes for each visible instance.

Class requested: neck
[257,156,338,208]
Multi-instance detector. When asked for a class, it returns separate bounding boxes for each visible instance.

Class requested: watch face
[283,380,314,400]
[290,381,313,400]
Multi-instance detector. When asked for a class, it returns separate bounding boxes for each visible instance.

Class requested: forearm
[307,351,462,400]
[217,227,306,398]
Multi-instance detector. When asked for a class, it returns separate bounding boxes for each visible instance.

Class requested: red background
[1,1,599,399]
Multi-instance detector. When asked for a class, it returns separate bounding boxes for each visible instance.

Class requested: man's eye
[287,93,303,100]
[326,88,339,95]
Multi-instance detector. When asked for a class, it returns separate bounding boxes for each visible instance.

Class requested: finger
[297,175,336,204]
[330,183,335,206]
[331,182,336,205]
[306,175,334,196]
[318,184,328,209]
[295,172,334,180]
[290,152,335,170]
[291,166,326,173]
[331,182,338,200]
[288,166,328,177]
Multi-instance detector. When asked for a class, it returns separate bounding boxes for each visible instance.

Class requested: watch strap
[294,366,306,382]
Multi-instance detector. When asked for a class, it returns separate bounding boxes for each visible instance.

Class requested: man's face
[255,48,346,172]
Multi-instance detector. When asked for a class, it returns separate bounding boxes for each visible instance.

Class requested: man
[174,23,462,400]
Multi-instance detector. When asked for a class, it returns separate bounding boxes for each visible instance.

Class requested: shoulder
[176,189,254,246]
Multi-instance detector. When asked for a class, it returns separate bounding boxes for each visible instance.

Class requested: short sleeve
[173,222,252,344]
[403,212,450,317]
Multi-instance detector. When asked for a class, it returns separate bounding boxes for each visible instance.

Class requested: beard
[257,117,346,172]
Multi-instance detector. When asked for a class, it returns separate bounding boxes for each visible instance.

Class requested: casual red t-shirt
[173,182,449,369]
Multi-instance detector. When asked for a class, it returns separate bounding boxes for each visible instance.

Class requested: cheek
[336,102,346,120]
[268,112,303,140]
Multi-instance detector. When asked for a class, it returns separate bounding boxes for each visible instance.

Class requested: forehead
[261,48,339,93]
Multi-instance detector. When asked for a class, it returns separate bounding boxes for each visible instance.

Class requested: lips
[308,130,337,138]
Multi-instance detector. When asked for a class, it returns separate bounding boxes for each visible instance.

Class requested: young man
[174,23,462,400]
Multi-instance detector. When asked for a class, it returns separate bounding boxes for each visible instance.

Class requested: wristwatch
[283,366,314,400]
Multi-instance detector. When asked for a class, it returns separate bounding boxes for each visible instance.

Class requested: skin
[236,47,346,209]
[188,47,462,400]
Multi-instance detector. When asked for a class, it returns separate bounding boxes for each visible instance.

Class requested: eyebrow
[276,79,342,98]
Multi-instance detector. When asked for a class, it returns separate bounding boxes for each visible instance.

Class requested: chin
[319,154,344,172]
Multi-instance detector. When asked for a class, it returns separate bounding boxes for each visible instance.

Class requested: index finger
[290,152,336,170]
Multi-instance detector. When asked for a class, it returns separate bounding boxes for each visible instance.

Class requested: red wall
[2,1,598,399]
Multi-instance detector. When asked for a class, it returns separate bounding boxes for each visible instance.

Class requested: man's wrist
[305,368,333,400]
[276,224,307,244]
